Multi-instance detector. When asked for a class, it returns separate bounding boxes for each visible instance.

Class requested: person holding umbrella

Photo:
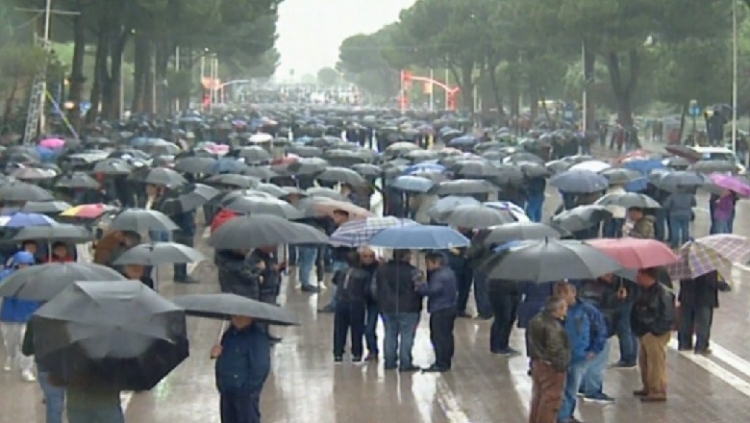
[211,314,271,423]
[0,251,38,382]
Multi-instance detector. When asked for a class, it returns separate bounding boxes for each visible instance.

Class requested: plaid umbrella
[329,217,418,247]
[666,234,750,280]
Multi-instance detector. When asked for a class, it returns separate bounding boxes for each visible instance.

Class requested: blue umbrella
[5,212,56,228]
[207,158,248,174]
[622,158,666,192]
[448,135,479,147]
[389,175,435,193]
[367,225,470,249]
[549,170,608,193]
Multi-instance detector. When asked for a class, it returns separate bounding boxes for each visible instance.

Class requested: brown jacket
[526,310,571,372]
[629,215,655,239]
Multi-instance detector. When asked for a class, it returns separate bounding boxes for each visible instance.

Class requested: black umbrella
[478,222,564,246]
[281,157,328,175]
[598,168,642,185]
[688,160,738,174]
[429,179,499,196]
[550,205,612,232]
[482,238,622,282]
[173,156,216,174]
[32,281,189,391]
[223,196,304,219]
[10,224,93,243]
[205,174,260,189]
[315,167,367,186]
[55,172,101,189]
[92,158,132,175]
[440,205,516,229]
[208,214,329,249]
[595,192,661,209]
[0,181,53,202]
[112,242,206,266]
[351,163,382,178]
[108,209,178,232]
[129,167,187,188]
[242,166,277,180]
[287,145,323,158]
[518,161,550,178]
[305,187,347,201]
[256,183,287,198]
[0,262,126,301]
[173,293,298,325]
[235,146,272,163]
[159,183,220,215]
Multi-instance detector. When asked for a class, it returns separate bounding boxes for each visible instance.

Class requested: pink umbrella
[708,173,750,197]
[586,238,679,269]
[39,138,66,149]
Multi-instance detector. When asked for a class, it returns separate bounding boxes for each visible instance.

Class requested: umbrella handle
[217,320,227,344]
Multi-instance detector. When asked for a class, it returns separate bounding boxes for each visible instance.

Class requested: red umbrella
[585,238,679,269]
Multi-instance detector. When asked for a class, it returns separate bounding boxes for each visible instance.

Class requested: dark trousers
[173,232,194,281]
[489,291,519,352]
[677,305,714,351]
[429,308,456,369]
[364,303,380,354]
[220,391,261,423]
[473,272,493,318]
[333,302,366,357]
[456,270,473,314]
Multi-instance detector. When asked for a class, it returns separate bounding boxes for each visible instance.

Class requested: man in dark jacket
[211,315,271,423]
[677,270,730,354]
[247,246,285,306]
[418,252,457,372]
[216,249,263,300]
[488,278,521,356]
[359,247,381,361]
[171,209,198,283]
[631,267,675,402]
[527,296,570,423]
[374,249,423,372]
[332,252,370,362]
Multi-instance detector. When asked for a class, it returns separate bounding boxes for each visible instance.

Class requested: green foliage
[316,67,341,86]
[337,27,400,98]
[166,70,194,100]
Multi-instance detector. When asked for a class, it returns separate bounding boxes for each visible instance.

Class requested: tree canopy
[337,0,746,125]
[316,67,341,86]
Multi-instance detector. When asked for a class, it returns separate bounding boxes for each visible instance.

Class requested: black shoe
[364,352,379,361]
[301,285,320,293]
[384,364,397,370]
[456,312,472,319]
[612,361,637,368]
[399,365,420,373]
[475,314,493,321]
[317,306,335,313]
[175,276,199,284]
[422,365,449,373]
[352,356,362,362]
[494,348,520,356]
[334,356,343,363]
[268,336,282,343]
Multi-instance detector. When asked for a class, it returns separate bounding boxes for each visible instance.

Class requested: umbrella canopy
[598,167,642,185]
[32,281,189,391]
[329,217,418,247]
[112,242,206,266]
[208,214,329,249]
[585,238,679,269]
[482,238,623,282]
[708,173,750,197]
[20,201,72,215]
[204,174,260,189]
[549,170,608,194]
[478,222,564,246]
[0,181,53,202]
[550,205,612,232]
[55,172,100,189]
[594,192,661,209]
[223,196,303,219]
[11,224,93,243]
[389,175,435,193]
[440,204,517,229]
[158,183,220,215]
[0,262,126,301]
[60,203,117,219]
[666,234,750,280]
[129,167,187,188]
[315,167,367,186]
[92,158,132,174]
[367,225,471,249]
[429,179,499,196]
[173,293,298,325]
[108,209,178,232]
[651,170,706,192]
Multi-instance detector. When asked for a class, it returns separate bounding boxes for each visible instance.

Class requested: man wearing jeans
[296,244,320,293]
[556,282,607,423]
[23,320,65,423]
[374,250,423,372]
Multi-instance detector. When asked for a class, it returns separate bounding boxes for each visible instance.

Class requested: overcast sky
[276,0,415,79]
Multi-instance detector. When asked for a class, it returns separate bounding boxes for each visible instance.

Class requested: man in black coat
[677,270,730,354]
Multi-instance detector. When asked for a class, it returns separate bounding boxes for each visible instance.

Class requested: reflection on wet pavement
[4,170,750,422]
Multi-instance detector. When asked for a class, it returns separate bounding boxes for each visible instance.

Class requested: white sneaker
[21,370,36,382]
[3,359,11,372]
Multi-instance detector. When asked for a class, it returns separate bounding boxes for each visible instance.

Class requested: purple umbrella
[708,173,750,197]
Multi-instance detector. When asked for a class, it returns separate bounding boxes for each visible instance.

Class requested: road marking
[435,378,472,423]
[668,338,750,397]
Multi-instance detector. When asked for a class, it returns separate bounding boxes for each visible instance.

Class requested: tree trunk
[101,28,128,120]
[131,34,149,113]
[154,41,171,115]
[583,41,596,130]
[528,71,539,120]
[486,57,507,124]
[143,41,155,115]
[2,80,19,128]
[67,9,86,129]
[87,23,109,123]
[459,63,474,115]
[606,49,641,127]
[508,53,520,121]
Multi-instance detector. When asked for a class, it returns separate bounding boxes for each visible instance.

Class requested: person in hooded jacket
[332,252,371,362]
[0,251,38,382]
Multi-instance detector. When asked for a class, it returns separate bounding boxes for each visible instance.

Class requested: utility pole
[174,46,180,112]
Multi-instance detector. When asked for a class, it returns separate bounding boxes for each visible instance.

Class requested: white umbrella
[569,160,611,173]
[248,133,273,143]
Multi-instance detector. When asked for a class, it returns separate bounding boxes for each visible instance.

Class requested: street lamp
[732,0,738,153]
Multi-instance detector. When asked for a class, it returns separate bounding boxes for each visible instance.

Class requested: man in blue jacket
[555,282,608,423]
[418,252,458,372]
[211,315,271,423]
[0,251,38,382]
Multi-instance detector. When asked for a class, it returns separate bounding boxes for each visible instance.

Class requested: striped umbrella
[329,217,419,247]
